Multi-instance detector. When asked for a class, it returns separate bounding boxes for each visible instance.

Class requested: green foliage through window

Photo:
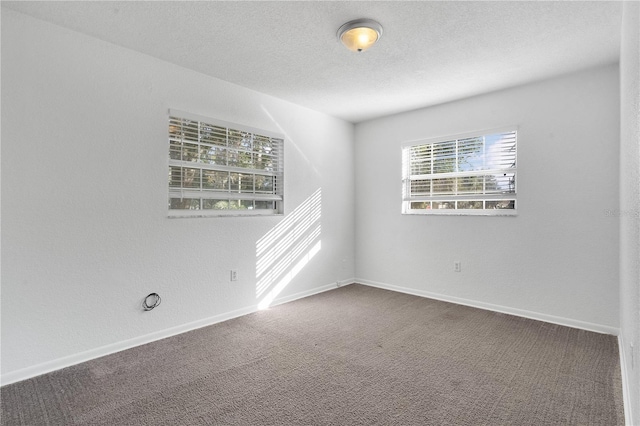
[168,110,284,216]
[402,129,517,215]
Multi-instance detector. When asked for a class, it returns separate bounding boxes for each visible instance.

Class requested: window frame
[168,109,284,218]
[401,127,518,216]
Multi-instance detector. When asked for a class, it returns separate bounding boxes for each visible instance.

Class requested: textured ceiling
[3,1,622,123]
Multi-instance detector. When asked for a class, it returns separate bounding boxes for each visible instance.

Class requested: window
[168,109,284,217]
[402,128,517,215]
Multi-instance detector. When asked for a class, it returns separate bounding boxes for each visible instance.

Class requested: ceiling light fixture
[337,18,383,52]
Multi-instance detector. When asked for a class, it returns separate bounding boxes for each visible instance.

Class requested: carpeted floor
[0,284,624,425]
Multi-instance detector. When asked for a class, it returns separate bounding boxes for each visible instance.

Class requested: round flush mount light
[337,18,383,52]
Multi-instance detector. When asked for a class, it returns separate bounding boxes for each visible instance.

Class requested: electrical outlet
[230,270,238,282]
[454,261,462,272]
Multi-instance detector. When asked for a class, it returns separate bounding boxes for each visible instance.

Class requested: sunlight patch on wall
[256,188,322,309]
[258,240,322,310]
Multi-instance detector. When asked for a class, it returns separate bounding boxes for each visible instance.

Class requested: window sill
[403,210,517,216]
[168,210,282,218]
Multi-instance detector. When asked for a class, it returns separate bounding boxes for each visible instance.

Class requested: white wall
[1,9,355,381]
[0,6,628,398]
[355,64,620,332]
[619,2,640,424]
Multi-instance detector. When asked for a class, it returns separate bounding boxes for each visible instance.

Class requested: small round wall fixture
[142,293,161,311]
[337,18,383,52]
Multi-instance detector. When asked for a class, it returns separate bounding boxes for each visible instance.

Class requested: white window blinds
[402,128,517,215]
[168,109,284,216]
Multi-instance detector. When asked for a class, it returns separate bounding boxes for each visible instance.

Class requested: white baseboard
[1,280,353,387]
[357,279,620,336]
[266,279,353,308]
[618,335,634,426]
[4,278,615,388]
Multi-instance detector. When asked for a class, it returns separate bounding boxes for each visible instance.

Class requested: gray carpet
[0,284,624,425]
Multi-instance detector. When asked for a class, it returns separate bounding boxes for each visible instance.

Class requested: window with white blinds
[402,128,517,215]
[168,110,284,217]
